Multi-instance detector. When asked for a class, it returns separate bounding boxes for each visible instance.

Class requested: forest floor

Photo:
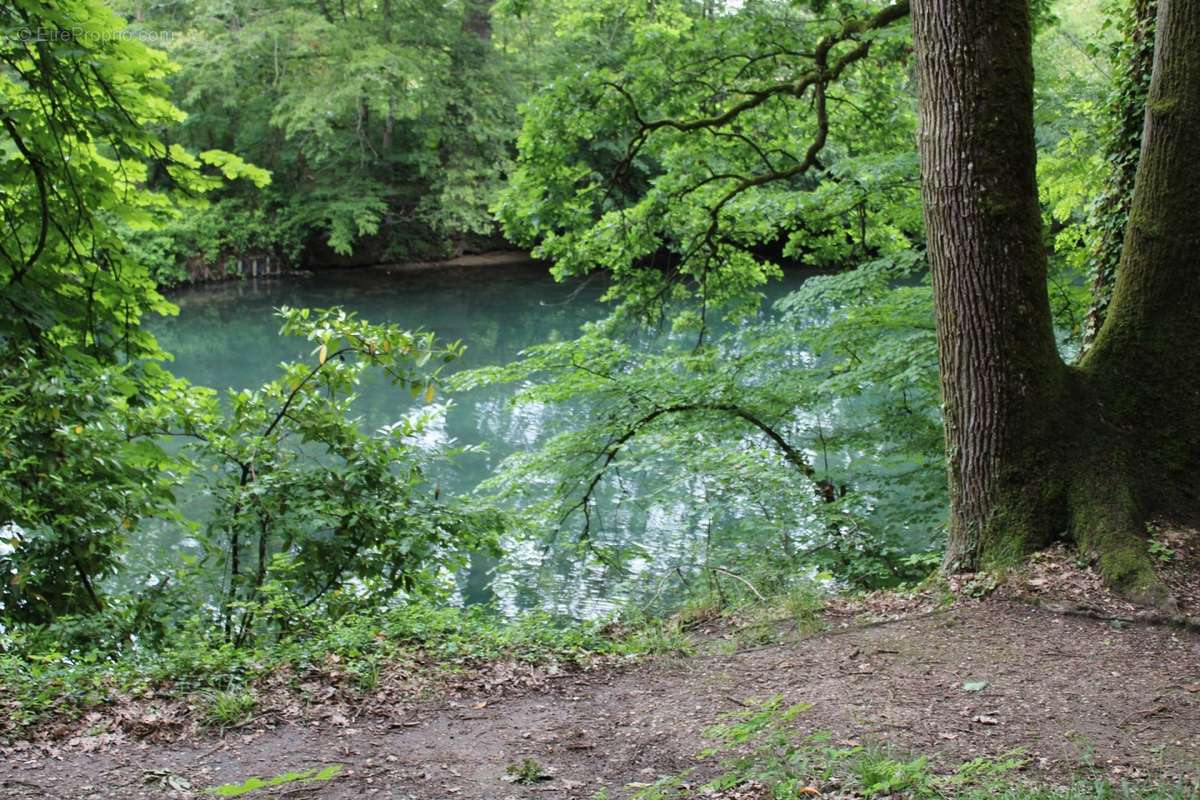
[2,543,1199,800]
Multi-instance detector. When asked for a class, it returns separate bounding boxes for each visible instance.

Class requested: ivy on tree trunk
[1083,0,1157,344]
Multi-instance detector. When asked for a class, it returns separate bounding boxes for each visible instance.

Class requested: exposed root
[1026,597,1200,633]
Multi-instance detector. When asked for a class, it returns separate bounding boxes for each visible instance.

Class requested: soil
[2,598,1198,800]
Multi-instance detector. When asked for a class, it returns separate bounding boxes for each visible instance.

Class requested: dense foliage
[0,0,499,642]
[150,307,499,645]
[496,0,919,325]
[1,0,1149,712]
[0,0,263,623]
[0,598,680,734]
[454,252,945,593]
[460,0,1115,601]
[113,0,526,279]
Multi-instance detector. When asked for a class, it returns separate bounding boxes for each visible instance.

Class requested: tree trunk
[912,0,1200,606]
[463,0,492,42]
[1082,0,1200,510]
[912,0,1069,571]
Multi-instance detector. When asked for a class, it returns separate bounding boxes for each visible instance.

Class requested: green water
[151,263,811,616]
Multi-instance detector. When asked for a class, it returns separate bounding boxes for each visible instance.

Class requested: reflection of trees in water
[149,267,827,616]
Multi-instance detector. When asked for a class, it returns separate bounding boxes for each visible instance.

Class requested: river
[150,261,817,617]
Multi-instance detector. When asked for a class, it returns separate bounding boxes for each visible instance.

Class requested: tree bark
[1065,0,1200,606]
[913,0,1200,606]
[1082,0,1200,506]
[912,0,1068,571]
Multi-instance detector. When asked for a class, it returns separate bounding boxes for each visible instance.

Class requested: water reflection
[150,263,815,617]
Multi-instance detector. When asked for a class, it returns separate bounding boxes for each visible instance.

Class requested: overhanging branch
[597,1,911,313]
[563,401,830,540]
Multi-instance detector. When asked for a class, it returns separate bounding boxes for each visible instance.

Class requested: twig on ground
[192,739,228,762]
[222,708,282,734]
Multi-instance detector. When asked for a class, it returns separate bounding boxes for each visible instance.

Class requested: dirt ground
[2,599,1197,800]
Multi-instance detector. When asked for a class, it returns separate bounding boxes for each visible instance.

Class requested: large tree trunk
[1082,0,1200,514]
[911,0,1069,571]
[912,0,1200,606]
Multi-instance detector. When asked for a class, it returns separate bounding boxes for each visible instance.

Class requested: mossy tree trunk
[1081,0,1200,532]
[912,0,1200,606]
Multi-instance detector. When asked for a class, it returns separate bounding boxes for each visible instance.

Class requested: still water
[151,262,810,617]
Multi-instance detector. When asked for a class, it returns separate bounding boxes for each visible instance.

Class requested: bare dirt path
[3,601,1198,800]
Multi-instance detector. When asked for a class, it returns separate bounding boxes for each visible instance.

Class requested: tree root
[1026,596,1200,633]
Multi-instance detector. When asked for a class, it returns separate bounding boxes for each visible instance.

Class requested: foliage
[150,306,499,643]
[1077,0,1156,342]
[201,687,257,728]
[0,0,1170,745]
[477,0,991,600]
[658,568,831,652]
[468,0,1123,601]
[1035,0,1152,349]
[453,251,945,595]
[0,355,186,622]
[0,0,269,351]
[115,0,524,268]
[137,198,306,286]
[0,0,264,623]
[504,758,549,784]
[496,0,919,324]
[1,299,495,636]
[209,765,343,798]
[0,599,677,732]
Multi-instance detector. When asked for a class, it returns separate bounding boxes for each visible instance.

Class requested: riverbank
[3,557,1198,799]
[373,250,548,274]
[165,250,546,289]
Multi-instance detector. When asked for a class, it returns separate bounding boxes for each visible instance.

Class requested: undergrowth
[0,556,931,740]
[201,688,258,729]
[654,562,849,655]
[0,558,842,736]
[0,601,686,735]
[632,697,1198,800]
